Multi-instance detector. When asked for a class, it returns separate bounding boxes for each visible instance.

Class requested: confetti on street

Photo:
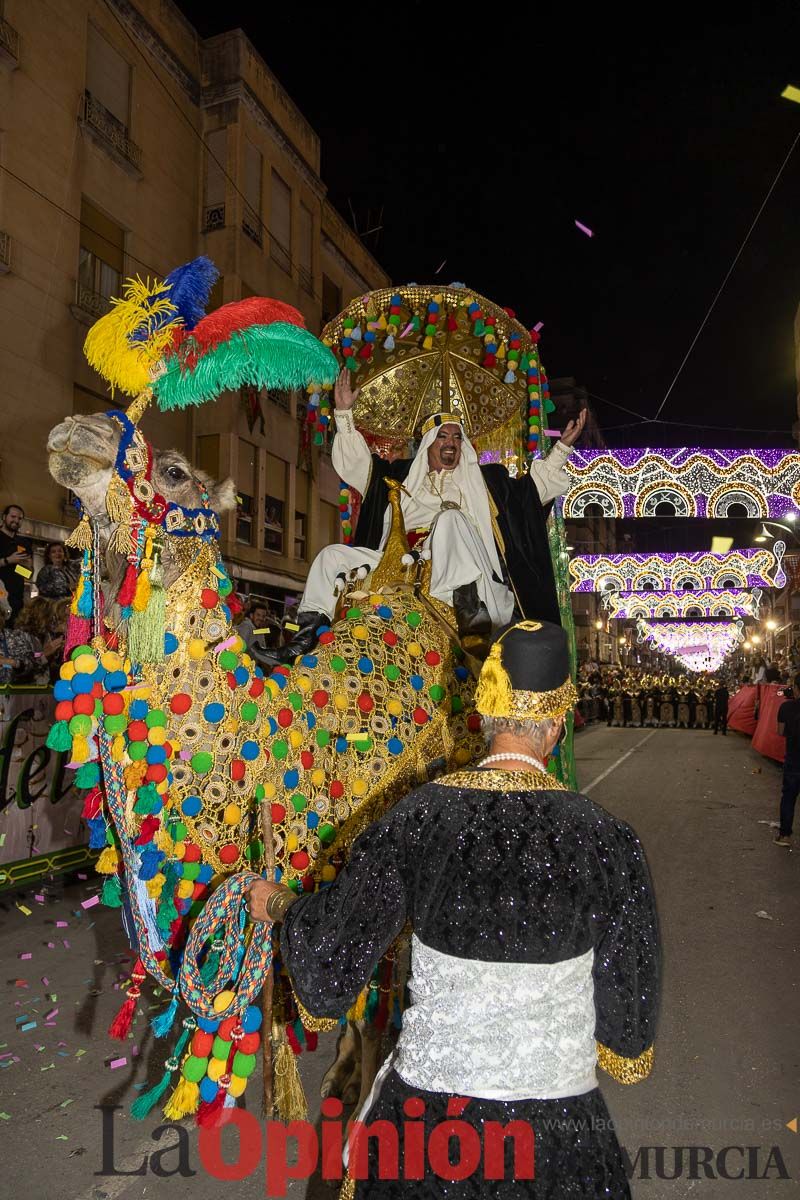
[575,219,593,237]
[80,896,99,910]
[781,84,800,103]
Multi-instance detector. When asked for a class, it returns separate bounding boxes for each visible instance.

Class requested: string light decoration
[562,448,800,519]
[603,589,762,619]
[636,619,744,672]
[569,545,786,593]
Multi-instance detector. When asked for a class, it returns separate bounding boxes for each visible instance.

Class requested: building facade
[0,0,389,611]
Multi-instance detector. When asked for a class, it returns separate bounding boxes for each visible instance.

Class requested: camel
[47,407,484,1120]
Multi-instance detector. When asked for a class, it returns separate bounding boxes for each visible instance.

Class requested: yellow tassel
[162,1076,199,1120]
[155,826,174,855]
[146,871,166,900]
[95,846,120,874]
[132,566,151,613]
[70,575,84,617]
[474,641,515,718]
[124,761,148,790]
[422,335,433,350]
[111,735,126,762]
[348,986,368,1023]
[65,514,93,551]
[72,734,90,763]
[273,1033,308,1122]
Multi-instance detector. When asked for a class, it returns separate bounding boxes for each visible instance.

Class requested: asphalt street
[1,724,798,1198]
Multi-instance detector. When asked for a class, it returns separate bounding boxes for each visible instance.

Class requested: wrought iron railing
[74,279,111,318]
[242,209,263,247]
[80,90,142,171]
[299,266,314,295]
[204,203,225,232]
[0,231,10,271]
[0,16,19,63]
[270,237,291,275]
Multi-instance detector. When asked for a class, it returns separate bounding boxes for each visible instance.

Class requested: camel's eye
[166,465,189,483]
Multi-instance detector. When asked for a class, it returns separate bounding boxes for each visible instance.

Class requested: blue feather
[131,257,219,342]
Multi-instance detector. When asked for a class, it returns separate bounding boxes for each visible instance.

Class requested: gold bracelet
[266,887,298,923]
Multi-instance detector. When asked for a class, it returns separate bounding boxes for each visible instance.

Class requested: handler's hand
[246,879,286,923]
[559,408,587,448]
[334,368,361,411]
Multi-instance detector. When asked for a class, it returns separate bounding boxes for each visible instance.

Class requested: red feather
[169,297,305,359]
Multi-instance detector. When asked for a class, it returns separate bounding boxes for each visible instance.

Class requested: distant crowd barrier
[728,683,787,763]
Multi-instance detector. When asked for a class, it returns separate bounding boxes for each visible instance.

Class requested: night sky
[182,2,800,452]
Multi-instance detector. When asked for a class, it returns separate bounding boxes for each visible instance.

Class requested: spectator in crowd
[15,598,64,682]
[0,601,45,685]
[750,656,767,684]
[35,542,78,599]
[238,599,279,652]
[775,673,800,848]
[0,504,32,623]
[712,681,729,736]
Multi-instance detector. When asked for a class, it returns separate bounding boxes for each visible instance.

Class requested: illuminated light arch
[563,448,800,521]
[569,548,783,592]
[602,588,761,619]
[634,480,695,518]
[706,481,765,519]
[670,571,705,592]
[564,484,624,519]
[636,619,744,671]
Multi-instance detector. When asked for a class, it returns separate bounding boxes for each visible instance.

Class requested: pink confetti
[533,321,544,332]
[55,921,68,928]
[400,322,414,339]
[80,896,99,910]
[109,1057,127,1070]
[77,873,87,881]
[47,942,55,949]
[34,894,44,903]
[45,1008,59,1020]
[213,636,237,655]
[18,953,31,961]
[575,219,593,238]
[544,429,562,436]
[62,940,70,949]
[41,977,49,986]
[132,1044,139,1057]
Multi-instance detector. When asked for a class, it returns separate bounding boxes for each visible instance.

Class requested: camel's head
[47,410,236,587]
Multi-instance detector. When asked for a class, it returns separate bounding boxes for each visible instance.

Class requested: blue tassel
[223,1093,236,1109]
[151,994,180,1038]
[504,369,516,384]
[87,816,107,849]
[383,334,395,351]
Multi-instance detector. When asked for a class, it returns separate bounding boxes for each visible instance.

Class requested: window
[321,500,340,548]
[86,24,131,128]
[264,453,287,554]
[322,274,341,326]
[195,434,220,480]
[242,138,262,245]
[237,440,258,545]
[204,128,227,232]
[78,198,123,316]
[270,170,291,274]
[294,511,307,560]
[299,203,313,294]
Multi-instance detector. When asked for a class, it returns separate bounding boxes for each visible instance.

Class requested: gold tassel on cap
[474,641,514,718]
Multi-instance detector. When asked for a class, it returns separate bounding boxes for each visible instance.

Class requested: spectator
[751,656,767,684]
[774,673,800,847]
[36,542,78,599]
[0,603,45,685]
[712,682,729,736]
[16,598,64,682]
[0,504,32,623]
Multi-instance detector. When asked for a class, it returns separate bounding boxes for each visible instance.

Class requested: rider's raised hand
[334,368,361,411]
[559,407,587,448]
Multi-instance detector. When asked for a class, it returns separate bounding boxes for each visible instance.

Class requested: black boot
[249,610,327,671]
[453,582,492,638]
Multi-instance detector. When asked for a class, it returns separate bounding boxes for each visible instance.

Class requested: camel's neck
[103,536,222,633]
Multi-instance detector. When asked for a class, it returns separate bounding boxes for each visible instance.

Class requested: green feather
[154,322,338,411]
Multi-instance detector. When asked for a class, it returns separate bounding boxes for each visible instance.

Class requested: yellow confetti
[781,84,800,104]
[16,904,31,917]
[14,565,32,578]
[284,622,300,632]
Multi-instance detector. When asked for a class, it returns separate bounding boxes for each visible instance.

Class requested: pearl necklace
[477,752,548,773]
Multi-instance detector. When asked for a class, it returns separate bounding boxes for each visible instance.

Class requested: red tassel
[304,1030,318,1052]
[117,562,138,608]
[108,961,146,1040]
[196,1090,226,1128]
[447,314,458,331]
[81,786,103,820]
[285,1023,302,1055]
[134,815,160,845]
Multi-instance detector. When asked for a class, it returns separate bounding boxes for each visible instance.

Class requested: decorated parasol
[320,283,556,462]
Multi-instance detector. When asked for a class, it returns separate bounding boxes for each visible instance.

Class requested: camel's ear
[208,476,237,514]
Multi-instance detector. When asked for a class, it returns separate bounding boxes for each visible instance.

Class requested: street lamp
[753,519,799,545]
[751,633,761,644]
[765,618,777,631]
[743,640,752,650]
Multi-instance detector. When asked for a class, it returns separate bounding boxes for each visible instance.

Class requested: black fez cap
[475,619,578,720]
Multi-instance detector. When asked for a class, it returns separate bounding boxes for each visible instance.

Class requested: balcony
[79,90,142,176]
[70,279,112,325]
[0,16,19,69]
[299,266,314,296]
[0,231,10,274]
[242,208,263,247]
[203,203,225,233]
[270,237,291,275]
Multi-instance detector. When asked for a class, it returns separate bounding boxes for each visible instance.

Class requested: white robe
[299,410,574,625]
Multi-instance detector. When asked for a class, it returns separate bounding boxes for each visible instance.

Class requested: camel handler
[264,373,585,664]
[247,619,660,1197]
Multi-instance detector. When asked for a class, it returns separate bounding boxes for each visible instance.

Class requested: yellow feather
[83,275,181,396]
